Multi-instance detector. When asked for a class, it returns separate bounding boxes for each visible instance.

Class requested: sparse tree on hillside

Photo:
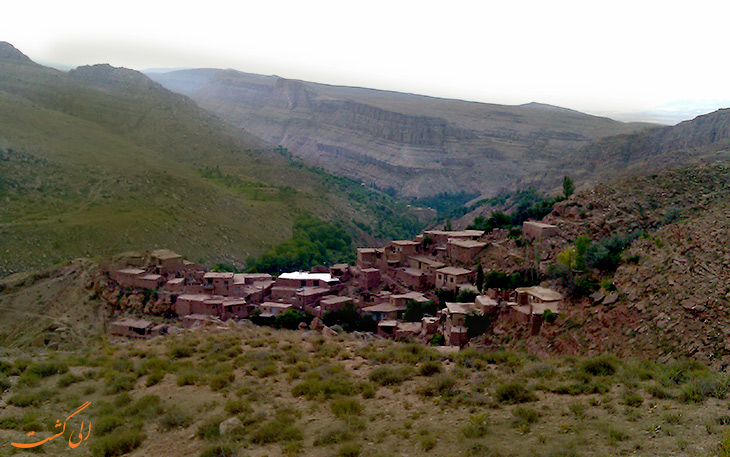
[563,176,575,199]
[563,176,575,198]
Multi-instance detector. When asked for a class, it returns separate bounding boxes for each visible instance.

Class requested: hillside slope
[148,68,651,198]
[0,43,422,276]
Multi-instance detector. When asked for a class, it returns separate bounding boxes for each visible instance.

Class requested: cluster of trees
[467,186,563,233]
[323,304,377,332]
[555,231,641,296]
[246,216,354,274]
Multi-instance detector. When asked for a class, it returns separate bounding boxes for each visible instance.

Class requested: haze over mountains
[147,69,652,198]
[0,42,420,275]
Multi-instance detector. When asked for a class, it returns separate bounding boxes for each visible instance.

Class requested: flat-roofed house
[258,302,293,318]
[424,230,484,247]
[174,294,211,316]
[363,302,405,321]
[395,268,426,290]
[443,302,478,346]
[435,267,472,291]
[356,248,383,269]
[150,249,185,273]
[296,287,332,309]
[515,286,563,315]
[407,255,445,286]
[475,295,499,315]
[203,272,235,296]
[358,268,381,290]
[113,268,146,288]
[447,239,487,264]
[385,240,421,267]
[137,274,164,289]
[222,298,255,319]
[522,221,558,239]
[390,291,429,308]
[313,296,353,318]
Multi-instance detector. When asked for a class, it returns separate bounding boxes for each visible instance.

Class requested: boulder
[219,417,244,436]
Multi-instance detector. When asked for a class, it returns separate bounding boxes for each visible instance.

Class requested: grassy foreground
[1,326,729,457]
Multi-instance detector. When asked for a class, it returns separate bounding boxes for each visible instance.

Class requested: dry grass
[0,325,728,457]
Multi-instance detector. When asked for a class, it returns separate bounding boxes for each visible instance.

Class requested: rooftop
[150,249,183,260]
[363,302,405,313]
[448,239,488,249]
[516,286,563,302]
[446,302,478,315]
[408,255,445,268]
[139,274,162,281]
[475,295,498,307]
[321,296,353,306]
[113,318,153,329]
[296,287,331,297]
[117,268,146,275]
[523,221,558,229]
[425,229,484,238]
[437,266,472,276]
[279,271,336,282]
[392,240,420,246]
[391,291,429,302]
[204,272,235,280]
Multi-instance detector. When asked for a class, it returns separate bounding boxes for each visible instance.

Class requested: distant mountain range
[0,42,421,275]
[147,69,652,198]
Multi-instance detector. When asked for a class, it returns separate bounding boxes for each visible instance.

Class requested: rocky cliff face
[149,69,650,198]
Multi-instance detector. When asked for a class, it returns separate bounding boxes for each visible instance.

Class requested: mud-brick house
[113,268,146,288]
[394,322,421,340]
[377,320,398,337]
[407,255,445,286]
[150,249,185,273]
[442,302,478,346]
[390,291,430,308]
[423,230,484,247]
[358,268,381,290]
[222,298,255,319]
[312,296,353,318]
[447,239,487,264]
[385,240,421,267]
[231,273,273,302]
[363,302,405,321]
[522,221,558,239]
[475,295,499,315]
[109,318,166,339]
[163,277,185,293]
[435,267,472,291]
[356,248,383,270]
[174,294,211,316]
[296,287,332,309]
[203,272,235,296]
[137,274,164,289]
[329,264,351,281]
[258,302,293,317]
[395,268,426,289]
[514,286,563,314]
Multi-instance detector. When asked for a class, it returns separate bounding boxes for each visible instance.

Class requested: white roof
[279,271,336,282]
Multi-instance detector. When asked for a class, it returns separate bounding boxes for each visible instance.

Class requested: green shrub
[292,364,355,399]
[26,360,68,378]
[314,428,352,446]
[168,344,194,359]
[494,382,536,404]
[146,370,165,386]
[331,398,363,418]
[57,372,82,388]
[225,399,250,415]
[8,389,52,407]
[250,419,302,444]
[95,415,124,436]
[197,416,223,441]
[337,443,361,457]
[358,382,376,399]
[579,354,618,377]
[680,375,728,403]
[200,444,237,457]
[124,394,163,418]
[646,384,672,399]
[621,390,644,407]
[209,371,235,390]
[419,374,458,398]
[369,366,413,386]
[90,428,145,457]
[605,426,629,444]
[461,413,490,438]
[176,370,200,386]
[419,361,443,376]
[104,371,137,394]
[419,435,437,451]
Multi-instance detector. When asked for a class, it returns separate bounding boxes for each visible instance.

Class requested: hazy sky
[6,0,730,117]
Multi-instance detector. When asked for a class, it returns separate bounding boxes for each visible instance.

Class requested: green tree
[476,264,485,293]
[563,176,575,199]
